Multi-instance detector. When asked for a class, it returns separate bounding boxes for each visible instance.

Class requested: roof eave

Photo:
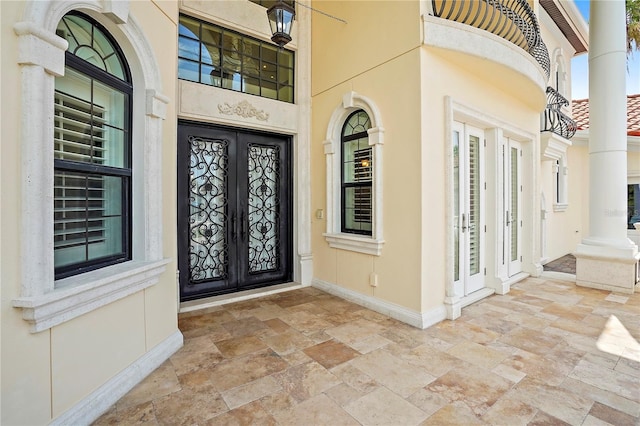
[540,0,589,55]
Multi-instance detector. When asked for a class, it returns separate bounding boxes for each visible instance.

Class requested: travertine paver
[94,278,640,425]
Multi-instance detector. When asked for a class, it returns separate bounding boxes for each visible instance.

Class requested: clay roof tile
[570,94,640,136]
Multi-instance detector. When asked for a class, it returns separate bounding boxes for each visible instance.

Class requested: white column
[296,0,313,285]
[575,0,639,293]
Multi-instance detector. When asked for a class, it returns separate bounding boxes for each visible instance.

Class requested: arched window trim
[323,91,384,256]
[12,1,170,333]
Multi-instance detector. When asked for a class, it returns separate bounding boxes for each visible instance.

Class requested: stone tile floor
[543,254,577,275]
[94,277,640,425]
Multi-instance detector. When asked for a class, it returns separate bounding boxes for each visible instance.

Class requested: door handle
[461,213,467,233]
[240,211,247,241]
[231,212,237,241]
[506,210,510,226]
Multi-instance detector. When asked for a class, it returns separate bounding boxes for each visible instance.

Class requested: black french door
[178,122,292,301]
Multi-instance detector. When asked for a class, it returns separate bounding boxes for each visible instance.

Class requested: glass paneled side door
[505,139,523,275]
[177,123,292,301]
[453,122,485,296]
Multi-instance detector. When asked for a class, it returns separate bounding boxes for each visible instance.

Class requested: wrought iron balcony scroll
[541,86,577,139]
[430,0,550,79]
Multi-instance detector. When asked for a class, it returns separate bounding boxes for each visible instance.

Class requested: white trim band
[13,259,170,332]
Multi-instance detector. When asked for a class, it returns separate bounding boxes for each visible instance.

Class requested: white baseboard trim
[311,279,447,329]
[51,330,184,426]
[421,303,448,329]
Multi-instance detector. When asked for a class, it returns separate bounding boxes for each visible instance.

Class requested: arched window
[323,92,384,255]
[13,1,169,332]
[54,12,133,278]
[341,110,372,235]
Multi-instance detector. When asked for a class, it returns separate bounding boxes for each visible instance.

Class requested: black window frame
[54,11,133,280]
[340,110,373,236]
[178,14,295,103]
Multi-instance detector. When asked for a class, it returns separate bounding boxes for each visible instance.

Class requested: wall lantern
[267,1,296,48]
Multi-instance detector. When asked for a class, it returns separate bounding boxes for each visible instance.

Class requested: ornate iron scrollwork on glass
[189,136,229,282]
[247,144,280,273]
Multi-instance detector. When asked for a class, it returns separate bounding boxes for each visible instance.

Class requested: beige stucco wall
[0,1,180,424]
[546,141,640,263]
[541,143,589,262]
[311,1,424,311]
[310,0,421,96]
[539,6,577,100]
[524,7,589,261]
[535,4,588,263]
[420,47,542,308]
[535,0,620,265]
[311,0,548,315]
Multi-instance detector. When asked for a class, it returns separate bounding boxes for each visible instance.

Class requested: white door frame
[505,138,523,276]
[444,98,540,320]
[453,122,486,297]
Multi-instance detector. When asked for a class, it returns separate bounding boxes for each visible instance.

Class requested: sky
[571,0,640,99]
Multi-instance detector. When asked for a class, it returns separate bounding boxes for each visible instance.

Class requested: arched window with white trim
[12,1,169,332]
[54,12,133,278]
[323,92,384,255]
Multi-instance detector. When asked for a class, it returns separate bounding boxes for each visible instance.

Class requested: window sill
[13,259,171,333]
[553,203,568,212]
[323,233,384,256]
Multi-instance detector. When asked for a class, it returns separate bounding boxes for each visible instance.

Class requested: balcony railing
[541,86,577,139]
[430,0,550,79]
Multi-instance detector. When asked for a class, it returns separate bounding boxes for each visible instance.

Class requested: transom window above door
[178,14,295,103]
